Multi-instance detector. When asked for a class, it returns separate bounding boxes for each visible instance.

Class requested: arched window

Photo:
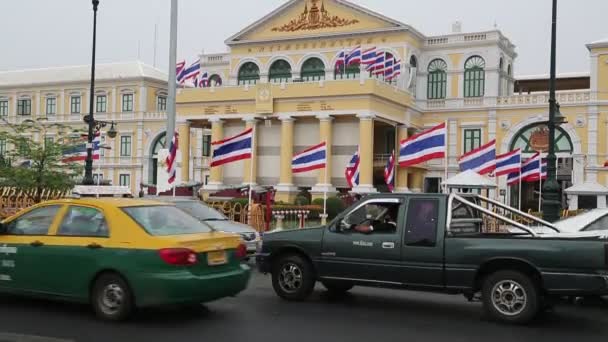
[151,133,167,185]
[427,59,447,99]
[268,60,292,83]
[499,57,504,72]
[408,55,418,91]
[464,56,485,97]
[208,74,222,87]
[510,123,573,154]
[237,62,260,85]
[301,57,325,81]
[507,64,512,77]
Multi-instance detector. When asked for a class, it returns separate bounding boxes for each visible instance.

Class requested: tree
[0,118,85,203]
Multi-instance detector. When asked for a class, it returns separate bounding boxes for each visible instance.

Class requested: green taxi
[0,198,251,321]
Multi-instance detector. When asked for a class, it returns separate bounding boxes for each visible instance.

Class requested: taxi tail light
[159,248,198,266]
[235,243,247,260]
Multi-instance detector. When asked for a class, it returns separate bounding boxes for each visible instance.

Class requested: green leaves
[0,118,85,202]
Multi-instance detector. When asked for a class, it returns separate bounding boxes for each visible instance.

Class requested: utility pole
[166,0,178,148]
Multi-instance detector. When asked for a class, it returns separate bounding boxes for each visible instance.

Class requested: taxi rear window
[123,205,212,236]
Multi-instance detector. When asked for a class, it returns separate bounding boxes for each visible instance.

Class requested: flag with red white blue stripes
[210,128,253,167]
[345,149,360,188]
[458,140,496,175]
[292,142,326,173]
[61,132,101,163]
[166,132,179,184]
[384,150,396,192]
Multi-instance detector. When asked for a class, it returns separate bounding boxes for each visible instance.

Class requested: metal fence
[0,188,69,219]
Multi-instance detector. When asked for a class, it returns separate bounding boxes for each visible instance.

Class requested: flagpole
[323,142,328,218]
[247,124,256,225]
[518,169,522,211]
[538,154,542,212]
[165,0,178,155]
[444,120,448,194]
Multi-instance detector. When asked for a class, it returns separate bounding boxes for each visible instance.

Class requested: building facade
[0,61,169,194]
[171,0,608,210]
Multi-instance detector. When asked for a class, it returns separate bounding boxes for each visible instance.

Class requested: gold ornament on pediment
[272,0,359,32]
[529,125,550,152]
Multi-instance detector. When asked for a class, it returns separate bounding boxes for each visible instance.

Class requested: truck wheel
[482,270,540,324]
[272,254,315,301]
[321,281,354,295]
[91,273,134,321]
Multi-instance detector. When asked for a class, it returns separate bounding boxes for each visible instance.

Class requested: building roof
[515,72,590,81]
[0,61,167,88]
[442,170,497,189]
[587,38,608,50]
[565,181,608,195]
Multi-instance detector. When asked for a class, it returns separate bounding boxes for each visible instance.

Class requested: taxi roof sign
[72,185,133,198]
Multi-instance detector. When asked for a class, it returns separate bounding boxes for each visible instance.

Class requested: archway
[149,132,167,185]
[508,123,574,211]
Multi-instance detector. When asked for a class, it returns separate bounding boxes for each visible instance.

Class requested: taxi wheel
[272,254,315,301]
[91,273,134,321]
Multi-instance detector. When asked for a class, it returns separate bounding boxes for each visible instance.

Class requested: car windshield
[174,201,227,222]
[123,205,213,236]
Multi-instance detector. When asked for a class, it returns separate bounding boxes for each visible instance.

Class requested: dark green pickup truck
[257,193,608,324]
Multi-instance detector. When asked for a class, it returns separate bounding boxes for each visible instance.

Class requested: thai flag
[458,140,496,175]
[210,128,252,167]
[383,58,394,78]
[387,60,401,81]
[292,142,327,173]
[495,149,521,177]
[345,150,360,187]
[197,72,209,88]
[520,152,542,181]
[507,171,520,186]
[361,47,377,65]
[525,158,548,182]
[62,132,101,163]
[335,51,346,70]
[346,46,362,65]
[166,132,179,184]
[181,59,201,82]
[367,51,385,73]
[399,122,446,168]
[176,60,186,84]
[384,150,396,192]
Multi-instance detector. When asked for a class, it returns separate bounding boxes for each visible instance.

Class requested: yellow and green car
[0,198,251,320]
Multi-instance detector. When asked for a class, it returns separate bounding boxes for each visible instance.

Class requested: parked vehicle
[0,198,251,321]
[153,197,262,257]
[257,193,608,324]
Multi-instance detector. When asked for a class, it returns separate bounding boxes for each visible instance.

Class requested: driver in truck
[354,204,398,234]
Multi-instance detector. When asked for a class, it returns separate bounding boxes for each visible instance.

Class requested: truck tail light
[235,243,247,260]
[159,248,198,265]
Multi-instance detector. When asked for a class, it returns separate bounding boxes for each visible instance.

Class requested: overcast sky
[1,0,605,76]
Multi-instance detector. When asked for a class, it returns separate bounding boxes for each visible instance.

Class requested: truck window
[404,199,439,247]
[344,202,400,235]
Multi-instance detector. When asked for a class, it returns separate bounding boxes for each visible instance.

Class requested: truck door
[319,198,404,284]
[400,197,446,289]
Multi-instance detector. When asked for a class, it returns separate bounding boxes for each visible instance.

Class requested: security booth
[564,182,608,210]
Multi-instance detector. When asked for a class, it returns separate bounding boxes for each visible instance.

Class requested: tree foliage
[0,118,85,203]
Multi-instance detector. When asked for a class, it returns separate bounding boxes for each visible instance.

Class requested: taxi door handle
[86,243,103,249]
[30,240,44,247]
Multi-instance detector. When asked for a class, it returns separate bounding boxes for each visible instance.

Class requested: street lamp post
[542,0,562,222]
[83,0,100,185]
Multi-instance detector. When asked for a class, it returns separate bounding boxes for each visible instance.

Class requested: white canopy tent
[564,181,608,210]
[442,170,497,191]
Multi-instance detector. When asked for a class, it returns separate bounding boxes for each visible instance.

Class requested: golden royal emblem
[529,126,550,152]
[272,0,359,32]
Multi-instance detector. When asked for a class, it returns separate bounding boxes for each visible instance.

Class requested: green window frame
[301,58,325,81]
[0,100,9,117]
[70,96,81,114]
[122,94,134,112]
[268,60,292,83]
[96,95,107,113]
[237,62,260,86]
[119,174,130,187]
[335,63,360,80]
[427,59,448,100]
[510,124,573,154]
[45,97,56,115]
[120,136,132,157]
[463,129,482,154]
[464,56,485,98]
[0,137,6,156]
[157,96,167,111]
[202,134,211,157]
[17,99,31,116]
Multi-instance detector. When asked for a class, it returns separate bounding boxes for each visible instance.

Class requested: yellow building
[172,0,608,211]
[0,61,171,194]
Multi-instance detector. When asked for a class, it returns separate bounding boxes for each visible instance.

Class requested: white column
[590,54,599,95]
[111,87,118,114]
[598,195,607,209]
[35,91,41,117]
[139,85,147,112]
[568,194,578,210]
[572,154,585,185]
[58,90,64,116]
[488,110,497,141]
[11,94,17,117]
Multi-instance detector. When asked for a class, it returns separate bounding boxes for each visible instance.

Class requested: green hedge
[312,197,345,220]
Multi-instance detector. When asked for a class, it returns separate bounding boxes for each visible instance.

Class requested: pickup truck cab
[257,193,608,324]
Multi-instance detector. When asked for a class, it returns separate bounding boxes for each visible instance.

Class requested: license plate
[207,250,227,266]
